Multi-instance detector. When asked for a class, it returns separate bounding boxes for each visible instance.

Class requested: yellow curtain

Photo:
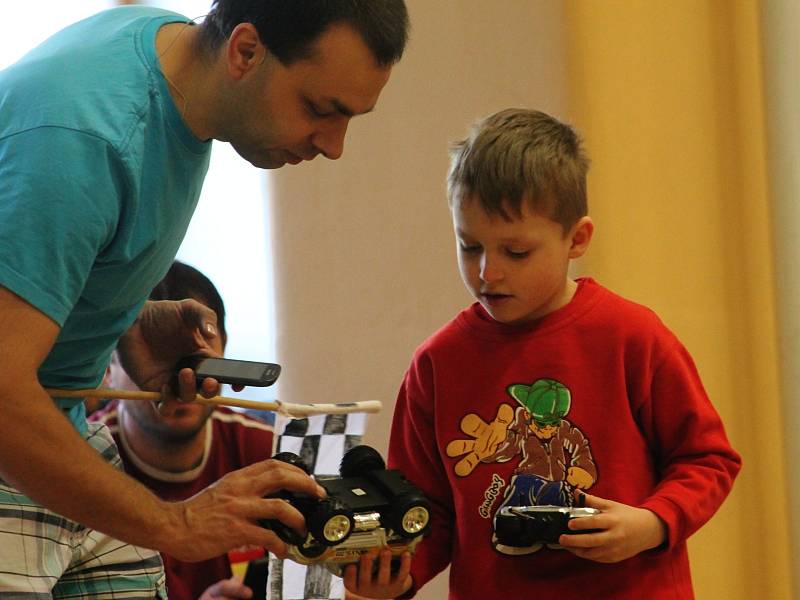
[564,1,791,598]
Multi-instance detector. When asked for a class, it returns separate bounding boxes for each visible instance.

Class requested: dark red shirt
[91,403,274,600]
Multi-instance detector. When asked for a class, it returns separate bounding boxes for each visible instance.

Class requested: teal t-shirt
[0,7,212,432]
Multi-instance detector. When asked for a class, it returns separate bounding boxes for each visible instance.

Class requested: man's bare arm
[0,286,323,560]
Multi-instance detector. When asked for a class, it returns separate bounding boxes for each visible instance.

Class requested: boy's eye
[506,249,530,259]
[459,243,481,253]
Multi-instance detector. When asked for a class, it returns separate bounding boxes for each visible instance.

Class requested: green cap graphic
[507,379,571,426]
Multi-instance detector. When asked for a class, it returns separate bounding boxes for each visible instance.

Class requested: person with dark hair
[198,0,409,68]
[150,260,229,345]
[91,261,275,600]
[0,1,409,596]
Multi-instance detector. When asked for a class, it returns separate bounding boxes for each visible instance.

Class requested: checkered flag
[266,412,368,600]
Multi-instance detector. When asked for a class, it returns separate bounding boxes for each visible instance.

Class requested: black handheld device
[175,356,281,387]
[494,505,601,546]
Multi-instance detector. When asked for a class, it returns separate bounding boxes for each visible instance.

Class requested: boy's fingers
[395,552,412,583]
[579,492,614,509]
[568,514,601,531]
[342,564,357,591]
[559,530,603,548]
[376,550,393,586]
[357,551,378,589]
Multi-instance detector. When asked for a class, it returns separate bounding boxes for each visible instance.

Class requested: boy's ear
[226,23,267,79]
[567,216,594,259]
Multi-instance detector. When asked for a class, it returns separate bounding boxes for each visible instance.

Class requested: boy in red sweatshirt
[343,108,741,599]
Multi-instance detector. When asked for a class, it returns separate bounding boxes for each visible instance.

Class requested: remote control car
[263,445,431,575]
[494,505,600,547]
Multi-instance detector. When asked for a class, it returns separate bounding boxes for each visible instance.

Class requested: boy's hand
[342,549,413,599]
[199,575,253,599]
[557,493,667,563]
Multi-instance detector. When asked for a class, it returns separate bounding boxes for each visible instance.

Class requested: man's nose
[311,118,349,160]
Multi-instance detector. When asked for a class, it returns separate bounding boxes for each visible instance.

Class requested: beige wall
[271,0,568,458]
[270,1,788,598]
[272,3,567,597]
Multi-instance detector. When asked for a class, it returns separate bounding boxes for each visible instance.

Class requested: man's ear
[567,216,594,259]
[226,23,266,79]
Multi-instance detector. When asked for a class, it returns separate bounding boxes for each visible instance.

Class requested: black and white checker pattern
[267,412,367,600]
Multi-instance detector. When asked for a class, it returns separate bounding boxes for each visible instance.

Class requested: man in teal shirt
[0,2,409,596]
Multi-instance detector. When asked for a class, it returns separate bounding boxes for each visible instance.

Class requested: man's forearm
[0,381,182,551]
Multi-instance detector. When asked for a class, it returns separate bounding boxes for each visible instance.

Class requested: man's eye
[306,102,332,118]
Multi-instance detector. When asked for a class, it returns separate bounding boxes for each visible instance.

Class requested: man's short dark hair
[149,260,227,345]
[199,0,410,66]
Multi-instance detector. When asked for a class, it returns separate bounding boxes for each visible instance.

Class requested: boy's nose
[479,256,503,283]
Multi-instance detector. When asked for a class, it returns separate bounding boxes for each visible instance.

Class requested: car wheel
[339,445,385,477]
[390,493,431,538]
[308,498,354,546]
[296,536,328,559]
[272,451,311,474]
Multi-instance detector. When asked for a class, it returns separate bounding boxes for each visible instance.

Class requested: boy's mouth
[481,292,512,305]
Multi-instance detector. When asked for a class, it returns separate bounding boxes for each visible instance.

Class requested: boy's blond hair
[447,108,590,231]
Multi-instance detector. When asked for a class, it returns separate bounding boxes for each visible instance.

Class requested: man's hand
[117,299,221,404]
[157,457,326,561]
[342,549,412,599]
[557,493,668,563]
[199,576,253,600]
[445,403,514,476]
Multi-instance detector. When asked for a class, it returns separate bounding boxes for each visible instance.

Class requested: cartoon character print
[446,378,597,555]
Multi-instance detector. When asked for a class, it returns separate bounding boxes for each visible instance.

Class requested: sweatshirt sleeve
[636,338,742,548]
[388,352,454,596]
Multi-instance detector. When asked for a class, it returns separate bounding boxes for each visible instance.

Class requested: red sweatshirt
[388,278,741,599]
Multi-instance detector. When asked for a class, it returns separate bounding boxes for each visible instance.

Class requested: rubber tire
[390,493,431,539]
[339,445,385,477]
[307,498,355,546]
[273,451,311,474]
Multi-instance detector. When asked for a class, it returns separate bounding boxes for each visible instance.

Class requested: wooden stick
[45,388,382,418]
